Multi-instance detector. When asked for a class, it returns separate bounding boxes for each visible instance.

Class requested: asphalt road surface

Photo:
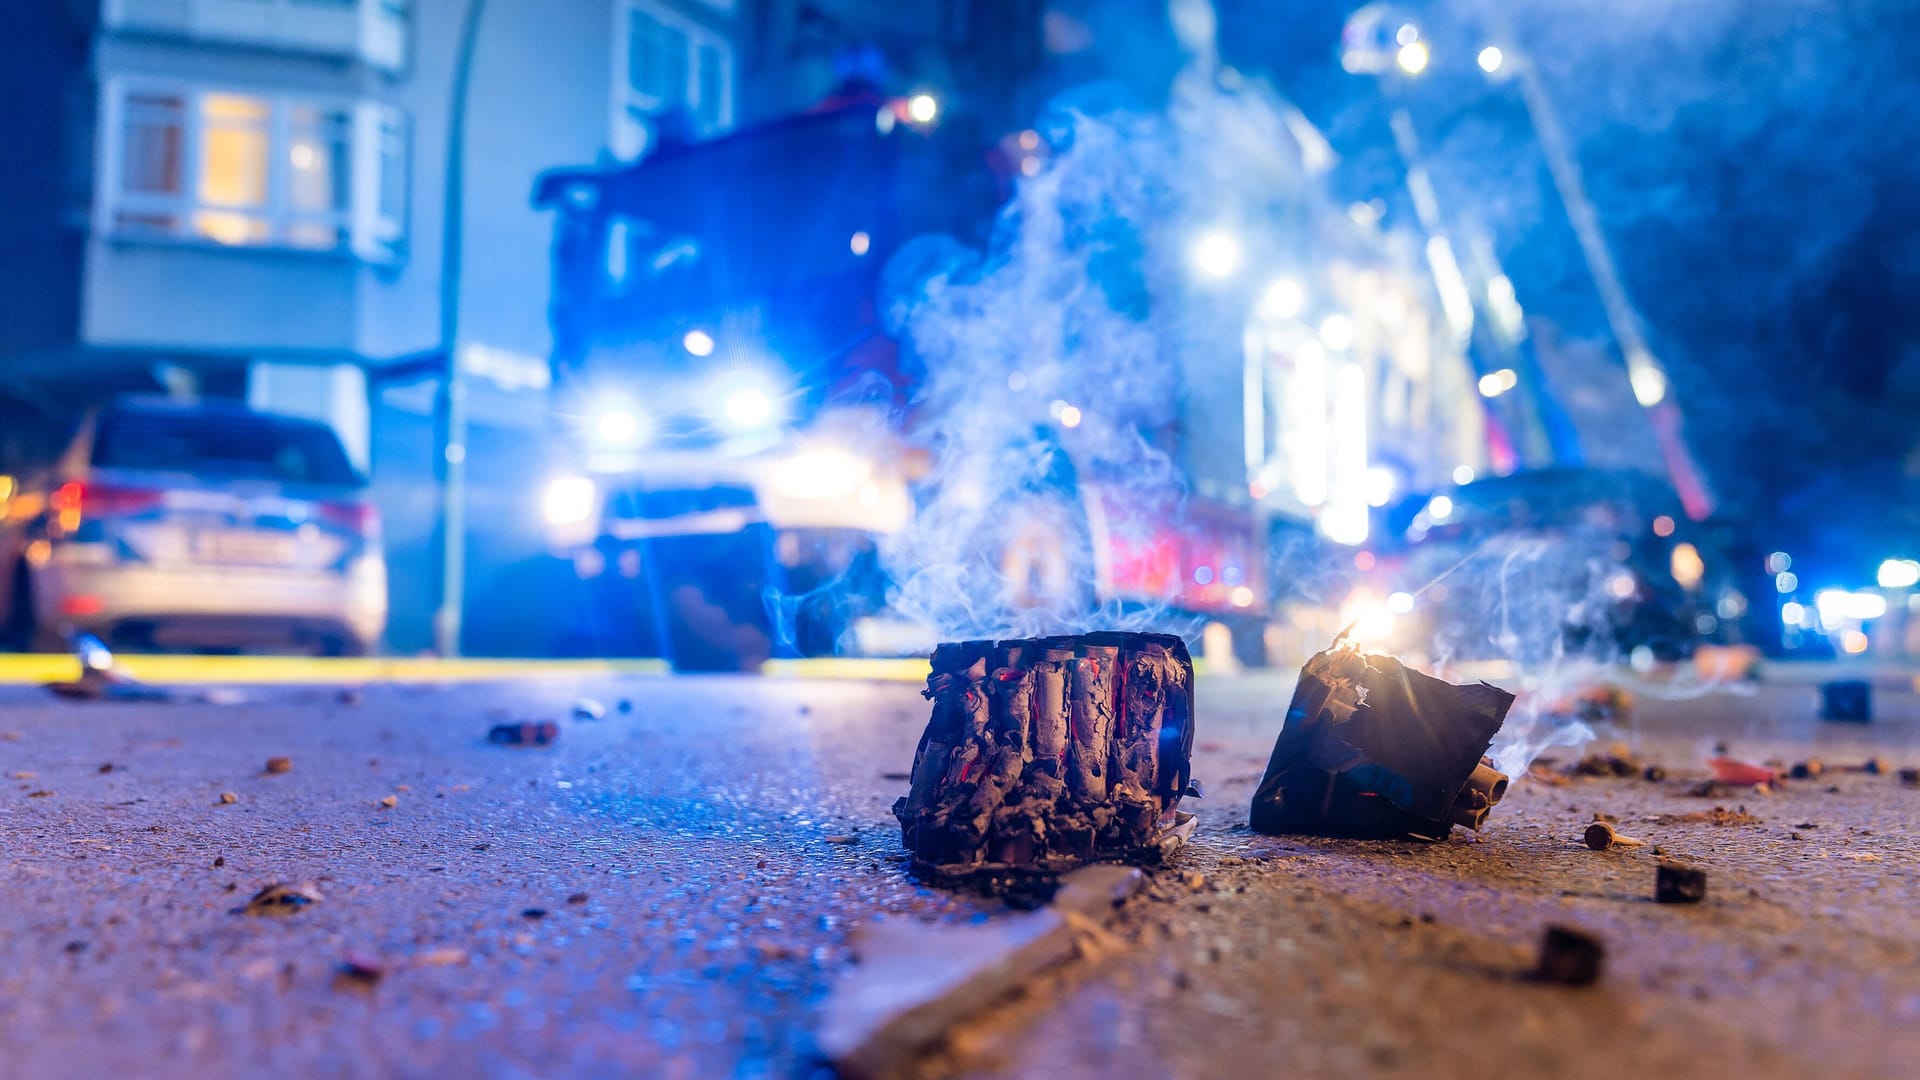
[2,668,1918,1078]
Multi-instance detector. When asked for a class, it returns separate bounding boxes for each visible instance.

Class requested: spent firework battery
[1249,639,1516,840]
[893,632,1196,874]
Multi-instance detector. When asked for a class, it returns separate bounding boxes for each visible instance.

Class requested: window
[102,0,408,73]
[103,81,407,263]
[614,2,733,156]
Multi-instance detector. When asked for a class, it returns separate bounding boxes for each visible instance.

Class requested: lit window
[615,2,733,155]
[105,82,407,263]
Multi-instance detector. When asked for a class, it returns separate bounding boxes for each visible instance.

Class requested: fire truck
[532,92,1293,669]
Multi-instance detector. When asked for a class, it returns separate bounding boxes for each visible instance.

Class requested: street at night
[4,665,1918,1078]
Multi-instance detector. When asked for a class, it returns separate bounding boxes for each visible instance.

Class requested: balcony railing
[102,0,408,73]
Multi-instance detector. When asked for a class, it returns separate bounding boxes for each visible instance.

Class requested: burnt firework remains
[1250,641,1517,840]
[893,632,1196,874]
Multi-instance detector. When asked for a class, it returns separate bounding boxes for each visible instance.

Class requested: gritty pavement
[2,669,1918,1079]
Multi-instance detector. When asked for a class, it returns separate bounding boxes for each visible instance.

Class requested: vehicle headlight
[711,372,785,433]
[541,475,597,527]
[771,448,871,500]
[587,400,652,451]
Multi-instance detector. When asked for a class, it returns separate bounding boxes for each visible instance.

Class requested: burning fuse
[1249,638,1516,840]
[893,632,1197,876]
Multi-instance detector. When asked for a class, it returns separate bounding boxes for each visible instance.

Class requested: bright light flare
[1477,46,1504,73]
[906,94,938,124]
[1630,363,1667,406]
[1058,404,1083,429]
[772,448,871,500]
[541,475,596,527]
[849,231,871,256]
[1257,277,1306,320]
[1670,541,1705,590]
[1816,588,1888,627]
[1426,494,1454,523]
[1843,629,1870,654]
[1386,591,1414,614]
[1607,571,1638,600]
[1189,230,1243,280]
[1364,465,1394,508]
[1319,313,1355,351]
[1396,41,1430,75]
[1451,465,1476,486]
[1877,558,1920,589]
[722,387,776,430]
[682,329,715,357]
[1477,368,1519,398]
[589,403,650,449]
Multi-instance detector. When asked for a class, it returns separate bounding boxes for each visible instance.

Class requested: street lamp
[435,0,489,659]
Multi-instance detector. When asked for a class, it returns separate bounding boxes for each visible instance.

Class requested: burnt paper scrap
[1249,642,1515,840]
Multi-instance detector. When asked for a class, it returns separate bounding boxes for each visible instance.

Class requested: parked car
[0,398,386,655]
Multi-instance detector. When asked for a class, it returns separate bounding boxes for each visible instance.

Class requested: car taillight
[318,499,380,537]
[51,481,164,529]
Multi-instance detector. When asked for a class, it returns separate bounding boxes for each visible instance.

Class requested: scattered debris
[1545,684,1633,725]
[572,698,606,720]
[566,892,590,904]
[1571,744,1641,778]
[1655,863,1708,904]
[818,864,1146,1078]
[521,907,548,919]
[1642,764,1667,782]
[338,689,365,706]
[27,789,54,798]
[1535,924,1605,986]
[416,946,469,967]
[333,952,386,991]
[893,633,1196,877]
[1251,638,1514,839]
[377,795,398,809]
[825,835,859,845]
[1848,758,1886,776]
[1819,679,1871,723]
[241,881,323,917]
[488,721,559,747]
[213,856,226,867]
[218,791,239,805]
[1655,806,1761,827]
[1584,821,1646,851]
[9,771,34,780]
[265,756,293,775]
[1789,759,1824,779]
[64,941,88,954]
[1707,758,1776,786]
[97,763,115,774]
[1900,767,1919,787]
[1181,870,1208,891]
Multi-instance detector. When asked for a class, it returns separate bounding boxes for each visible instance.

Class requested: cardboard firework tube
[893,632,1196,875]
[1066,643,1119,805]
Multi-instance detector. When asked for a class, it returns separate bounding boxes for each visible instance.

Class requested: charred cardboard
[1250,643,1515,840]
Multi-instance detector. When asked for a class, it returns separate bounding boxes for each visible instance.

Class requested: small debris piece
[1641,764,1667,782]
[1536,924,1605,986]
[1819,679,1871,723]
[818,863,1146,1078]
[825,835,858,845]
[416,947,469,967]
[488,721,559,747]
[213,856,226,868]
[9,771,34,780]
[1789,759,1824,780]
[617,699,633,714]
[1899,767,1919,787]
[566,892,590,905]
[27,789,54,798]
[572,698,606,720]
[521,907,548,919]
[98,763,115,774]
[64,941,88,954]
[338,689,365,706]
[218,791,239,805]
[1707,758,1775,786]
[1855,758,1886,776]
[242,881,322,917]
[1584,821,1646,851]
[377,794,397,809]
[1571,745,1640,778]
[1182,870,1208,891]
[1251,639,1514,840]
[265,756,293,774]
[1655,863,1708,904]
[334,953,386,991]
